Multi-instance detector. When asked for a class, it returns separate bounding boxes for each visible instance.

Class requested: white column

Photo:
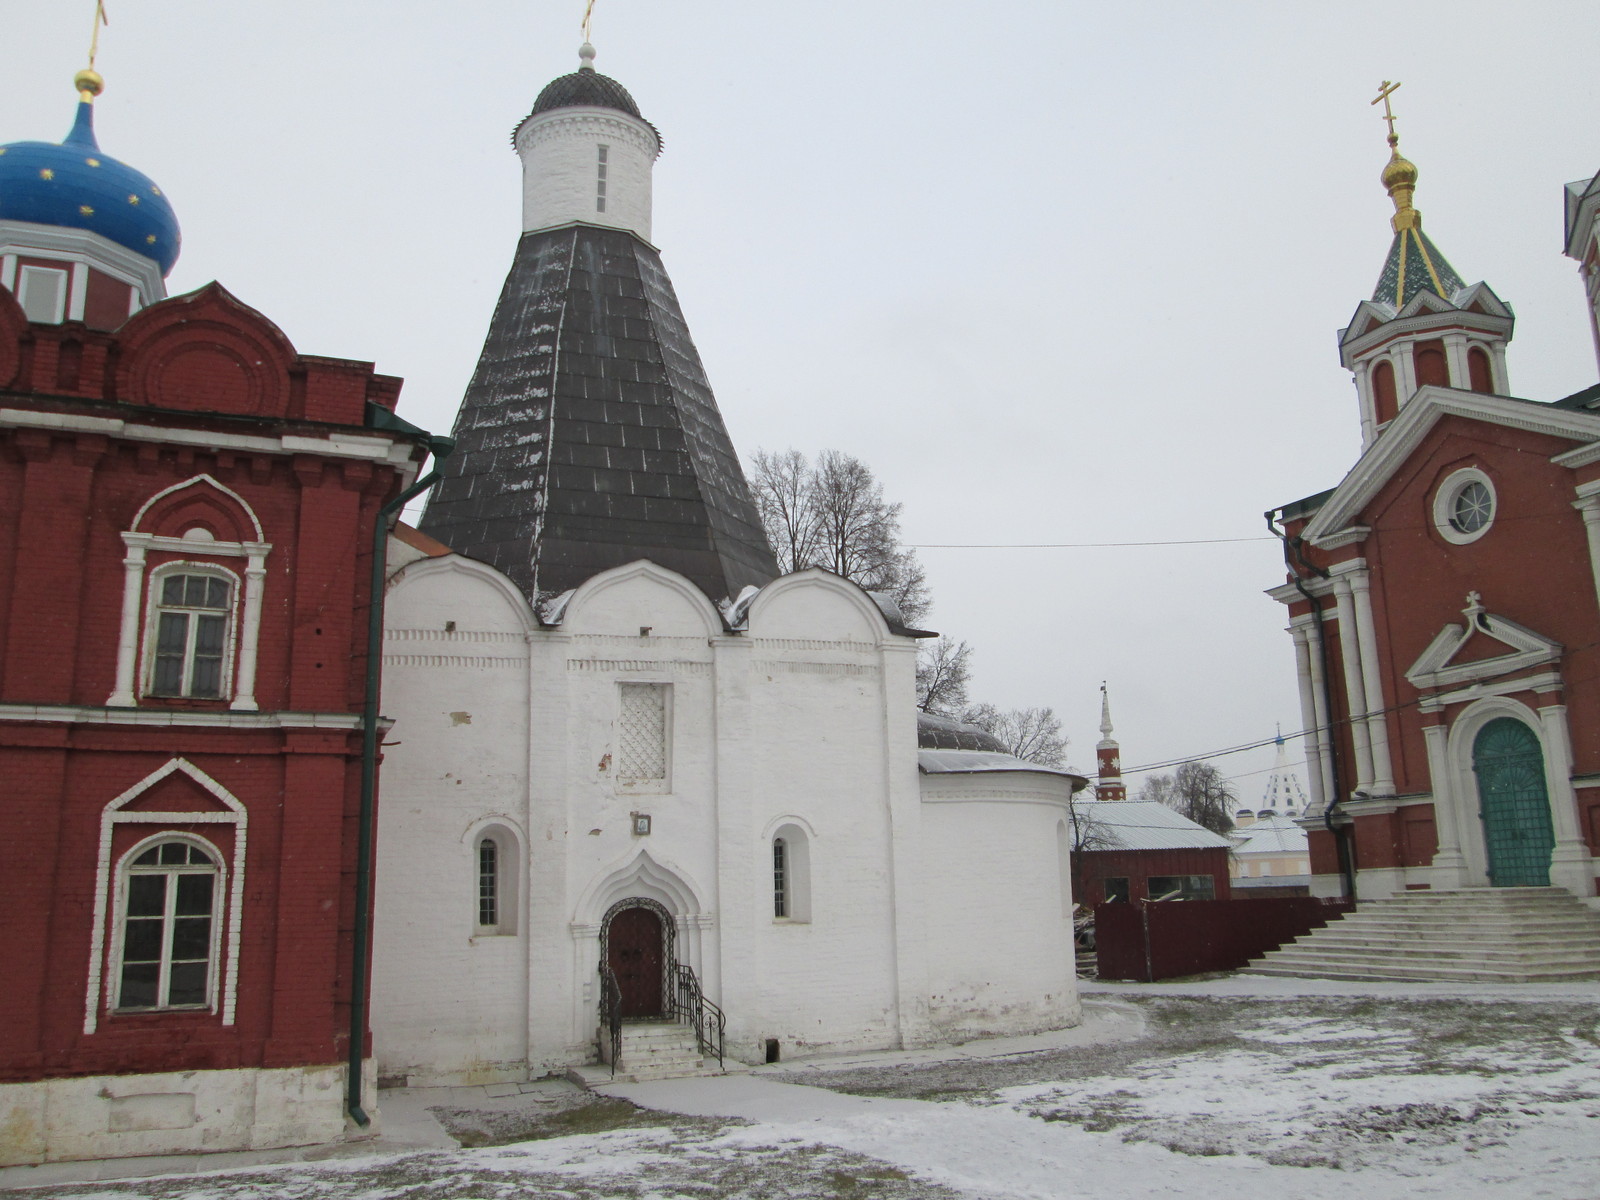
[1490,343,1511,395]
[1572,491,1600,616]
[1301,614,1337,805]
[1,254,16,291]
[1291,623,1328,814]
[1536,702,1597,896]
[1420,721,1467,884]
[68,261,89,322]
[230,548,268,711]
[1395,344,1419,404]
[1443,332,1470,389]
[1332,576,1375,793]
[1355,363,1377,449]
[1349,569,1395,795]
[107,537,148,706]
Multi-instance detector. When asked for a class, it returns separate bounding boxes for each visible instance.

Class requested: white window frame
[84,758,247,1034]
[140,563,241,700]
[16,263,69,323]
[110,835,225,1012]
[1433,467,1497,545]
[108,476,270,711]
[767,819,813,923]
[470,821,521,937]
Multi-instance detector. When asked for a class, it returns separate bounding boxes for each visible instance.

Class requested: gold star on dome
[145,234,156,243]
[39,168,54,180]
[85,157,100,167]
[150,185,161,196]
[80,204,94,215]
[0,148,8,156]
[127,194,139,205]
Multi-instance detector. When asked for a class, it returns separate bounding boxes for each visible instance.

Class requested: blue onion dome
[0,86,181,276]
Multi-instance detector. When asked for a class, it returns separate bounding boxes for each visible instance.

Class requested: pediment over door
[1405,593,1562,691]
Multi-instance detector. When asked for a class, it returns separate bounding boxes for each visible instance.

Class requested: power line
[911,536,1274,549]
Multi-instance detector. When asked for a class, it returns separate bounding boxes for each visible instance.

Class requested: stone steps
[576,1020,725,1086]
[1242,887,1600,983]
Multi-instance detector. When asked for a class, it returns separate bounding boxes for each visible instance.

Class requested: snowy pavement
[5,979,1599,1199]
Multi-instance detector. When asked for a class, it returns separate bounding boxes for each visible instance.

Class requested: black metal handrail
[598,965,622,1076]
[670,963,725,1067]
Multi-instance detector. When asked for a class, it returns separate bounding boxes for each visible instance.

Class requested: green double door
[1472,718,1556,887]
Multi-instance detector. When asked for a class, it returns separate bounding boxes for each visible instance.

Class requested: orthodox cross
[582,0,597,42]
[88,1,109,69]
[1371,80,1402,146]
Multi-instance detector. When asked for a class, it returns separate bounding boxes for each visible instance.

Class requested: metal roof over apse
[420,224,779,604]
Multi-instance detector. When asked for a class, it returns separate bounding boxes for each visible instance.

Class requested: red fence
[1095,897,1355,982]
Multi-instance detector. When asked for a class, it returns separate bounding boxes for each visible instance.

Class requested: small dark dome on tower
[529,43,644,119]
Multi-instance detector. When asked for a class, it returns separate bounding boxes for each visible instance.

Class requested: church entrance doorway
[1472,718,1555,887]
[602,899,671,1018]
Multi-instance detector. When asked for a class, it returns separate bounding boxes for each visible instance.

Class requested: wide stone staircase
[570,1019,726,1087]
[1242,887,1600,983]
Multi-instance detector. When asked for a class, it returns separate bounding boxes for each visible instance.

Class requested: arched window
[770,823,812,922]
[1414,340,1449,389]
[1467,346,1493,394]
[144,566,237,699]
[1371,359,1398,425]
[473,825,519,936]
[116,839,219,1011]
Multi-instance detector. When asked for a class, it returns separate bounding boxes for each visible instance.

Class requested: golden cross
[1371,79,1402,145]
[582,0,596,42]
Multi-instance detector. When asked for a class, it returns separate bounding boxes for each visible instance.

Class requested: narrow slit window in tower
[596,145,608,213]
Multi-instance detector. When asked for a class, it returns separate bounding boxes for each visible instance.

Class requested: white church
[369,45,1086,1084]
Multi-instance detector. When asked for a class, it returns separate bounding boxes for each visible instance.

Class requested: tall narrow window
[478,837,499,928]
[117,841,217,1010]
[1467,346,1493,394]
[1414,340,1448,388]
[149,572,233,698]
[17,264,69,323]
[773,838,788,918]
[1371,359,1398,425]
[596,144,609,213]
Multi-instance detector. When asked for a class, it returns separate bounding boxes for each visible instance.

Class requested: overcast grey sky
[6,1,1598,796]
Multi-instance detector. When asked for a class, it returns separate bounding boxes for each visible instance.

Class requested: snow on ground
[8,980,1600,1200]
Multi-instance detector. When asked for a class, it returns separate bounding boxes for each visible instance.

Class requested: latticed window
[478,837,498,928]
[117,841,217,1010]
[617,683,668,783]
[773,838,788,918]
[149,572,232,697]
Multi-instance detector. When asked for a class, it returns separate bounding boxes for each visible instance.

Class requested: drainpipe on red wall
[347,425,455,1128]
[1265,510,1357,904]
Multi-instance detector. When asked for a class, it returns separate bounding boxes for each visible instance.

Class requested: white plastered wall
[516,109,658,241]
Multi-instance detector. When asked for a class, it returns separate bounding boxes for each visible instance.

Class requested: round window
[1432,468,1496,545]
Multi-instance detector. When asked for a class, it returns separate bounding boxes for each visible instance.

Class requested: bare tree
[746,447,931,624]
[1137,760,1236,836]
[915,636,971,714]
[963,704,1068,767]
[1067,789,1117,853]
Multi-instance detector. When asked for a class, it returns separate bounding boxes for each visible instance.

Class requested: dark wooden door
[607,906,664,1017]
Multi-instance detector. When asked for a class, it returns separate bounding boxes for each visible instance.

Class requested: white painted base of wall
[0,1061,376,1167]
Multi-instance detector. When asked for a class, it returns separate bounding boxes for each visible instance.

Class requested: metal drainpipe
[1264,510,1357,905]
[347,435,454,1128]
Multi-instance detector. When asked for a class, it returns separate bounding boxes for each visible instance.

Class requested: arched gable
[131,474,264,544]
[114,282,296,418]
[572,847,708,926]
[559,560,722,639]
[745,568,890,644]
[386,554,536,636]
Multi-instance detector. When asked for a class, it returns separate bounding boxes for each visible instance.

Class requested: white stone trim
[1332,575,1374,792]
[1302,387,1600,542]
[131,474,265,541]
[1417,669,1565,713]
[1349,570,1394,794]
[0,253,15,291]
[0,218,166,304]
[0,703,362,728]
[1312,525,1371,551]
[85,758,248,1034]
[1431,467,1497,545]
[1406,603,1562,691]
[0,408,422,470]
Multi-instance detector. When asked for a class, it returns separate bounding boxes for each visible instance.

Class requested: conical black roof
[420,225,778,604]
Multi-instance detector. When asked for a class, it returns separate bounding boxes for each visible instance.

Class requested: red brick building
[1267,117,1600,902]
[0,79,434,1164]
